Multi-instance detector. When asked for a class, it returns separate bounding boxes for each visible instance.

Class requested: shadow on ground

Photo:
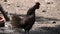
[12,25,60,34]
[36,16,60,22]
[39,25,60,34]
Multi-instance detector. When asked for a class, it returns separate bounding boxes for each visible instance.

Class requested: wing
[21,15,35,25]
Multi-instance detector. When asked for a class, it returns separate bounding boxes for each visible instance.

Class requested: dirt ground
[0,0,60,34]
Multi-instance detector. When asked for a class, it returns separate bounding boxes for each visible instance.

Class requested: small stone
[52,21,56,24]
[17,6,20,7]
[4,0,7,2]
[8,4,10,6]
[47,2,50,4]
[57,9,59,11]
[47,2,53,4]
[42,10,46,12]
[51,2,53,4]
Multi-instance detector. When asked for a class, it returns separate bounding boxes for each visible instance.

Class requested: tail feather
[11,15,22,28]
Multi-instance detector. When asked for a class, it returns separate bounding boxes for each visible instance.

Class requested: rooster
[11,2,40,34]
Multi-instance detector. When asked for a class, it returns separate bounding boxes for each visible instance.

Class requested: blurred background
[0,0,60,34]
